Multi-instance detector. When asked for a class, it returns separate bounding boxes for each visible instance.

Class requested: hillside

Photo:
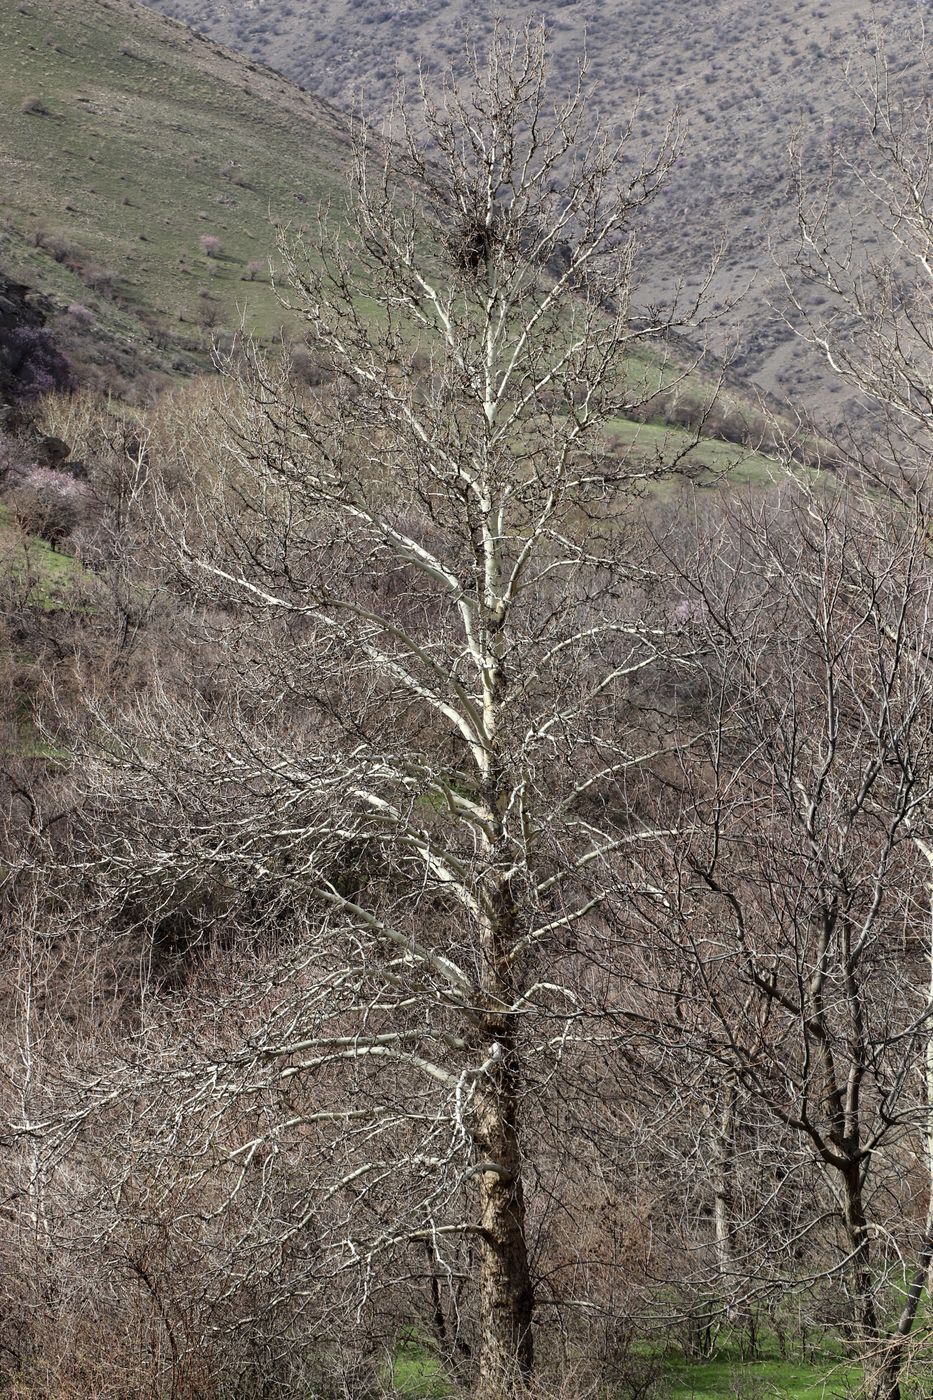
[0,0,811,475]
[0,0,355,394]
[139,0,923,421]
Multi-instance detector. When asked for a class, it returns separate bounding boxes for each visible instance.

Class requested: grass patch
[666,1352,860,1399]
[390,1338,452,1398]
[385,1332,862,1400]
[0,509,87,609]
[606,415,783,486]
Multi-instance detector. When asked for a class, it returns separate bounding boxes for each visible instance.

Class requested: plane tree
[56,29,713,1397]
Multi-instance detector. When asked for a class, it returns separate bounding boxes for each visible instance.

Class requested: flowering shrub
[198,234,223,257]
[4,325,75,400]
[66,302,95,323]
[670,597,706,627]
[12,465,86,500]
[1,451,90,547]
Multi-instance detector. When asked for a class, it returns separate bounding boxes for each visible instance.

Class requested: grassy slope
[0,506,84,607]
[0,0,790,622]
[0,0,354,385]
[666,1351,860,1400]
[606,417,781,486]
[0,0,787,481]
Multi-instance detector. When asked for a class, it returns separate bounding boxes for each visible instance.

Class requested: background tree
[607,40,933,1397]
[627,485,933,1398]
[785,35,933,1396]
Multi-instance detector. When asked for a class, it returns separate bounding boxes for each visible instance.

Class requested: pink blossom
[12,465,88,499]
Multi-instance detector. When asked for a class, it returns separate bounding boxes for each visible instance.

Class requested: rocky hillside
[0,277,60,408]
[140,0,924,421]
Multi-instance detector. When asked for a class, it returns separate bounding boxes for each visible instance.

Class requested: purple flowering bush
[5,325,75,400]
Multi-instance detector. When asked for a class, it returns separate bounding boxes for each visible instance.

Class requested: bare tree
[628,480,933,1400]
[782,31,933,1397]
[47,28,717,1398]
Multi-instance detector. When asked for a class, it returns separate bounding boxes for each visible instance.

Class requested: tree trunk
[712,1077,738,1324]
[839,1157,890,1400]
[842,1161,877,1342]
[473,1022,534,1399]
[863,1226,933,1400]
[866,1340,904,1400]
[471,600,535,1396]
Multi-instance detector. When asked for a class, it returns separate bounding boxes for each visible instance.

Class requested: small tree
[783,33,933,1399]
[623,36,933,1387]
[629,482,933,1393]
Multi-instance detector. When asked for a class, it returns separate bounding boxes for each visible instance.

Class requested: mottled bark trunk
[842,1161,878,1345]
[712,1078,737,1323]
[472,820,534,1397]
[473,1030,534,1399]
[471,595,535,1397]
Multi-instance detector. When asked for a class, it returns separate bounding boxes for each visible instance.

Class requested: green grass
[666,1352,860,1399]
[659,1309,932,1400]
[606,416,784,486]
[389,1338,453,1398]
[0,507,88,609]
[0,0,356,381]
[383,1334,862,1400]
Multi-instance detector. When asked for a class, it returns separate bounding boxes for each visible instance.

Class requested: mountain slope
[0,0,354,392]
[139,0,923,420]
[0,0,826,488]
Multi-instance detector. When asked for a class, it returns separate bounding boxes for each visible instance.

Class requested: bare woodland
[2,25,933,1400]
